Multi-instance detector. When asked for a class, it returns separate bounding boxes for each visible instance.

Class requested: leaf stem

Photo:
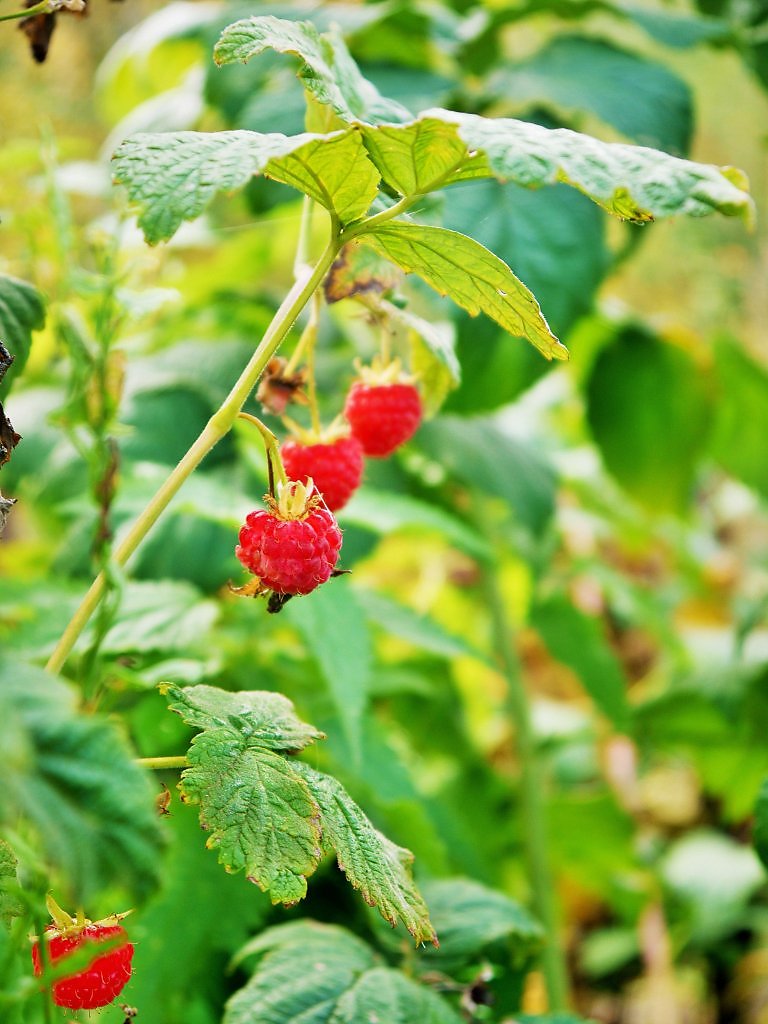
[136,756,189,770]
[478,511,570,1012]
[0,0,47,21]
[46,236,341,675]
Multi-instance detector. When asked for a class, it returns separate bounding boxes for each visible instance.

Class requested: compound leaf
[180,726,322,905]
[112,128,377,244]
[0,274,46,397]
[214,15,410,125]
[0,658,163,903]
[359,223,567,361]
[294,763,437,946]
[163,682,324,753]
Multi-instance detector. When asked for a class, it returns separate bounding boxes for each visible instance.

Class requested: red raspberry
[32,924,133,1010]
[344,381,422,458]
[236,482,343,596]
[281,435,364,511]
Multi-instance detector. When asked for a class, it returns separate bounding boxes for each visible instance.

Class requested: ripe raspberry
[281,435,364,512]
[344,381,422,458]
[236,481,343,596]
[32,923,133,1010]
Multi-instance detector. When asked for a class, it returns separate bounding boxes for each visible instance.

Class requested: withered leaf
[0,494,15,538]
[324,242,402,305]
[0,402,20,470]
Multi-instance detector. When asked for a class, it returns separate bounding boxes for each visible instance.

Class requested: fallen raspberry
[281,435,364,511]
[236,481,343,596]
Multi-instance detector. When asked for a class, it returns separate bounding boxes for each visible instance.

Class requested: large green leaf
[112,127,378,243]
[754,778,768,870]
[99,580,219,654]
[491,36,693,153]
[332,967,462,1023]
[359,223,567,361]
[0,274,46,397]
[710,339,768,497]
[361,112,753,224]
[285,579,371,764]
[416,416,557,535]
[180,726,322,905]
[585,327,713,514]
[225,923,377,1024]
[213,15,411,124]
[0,658,163,903]
[532,595,630,731]
[163,682,324,752]
[294,763,437,945]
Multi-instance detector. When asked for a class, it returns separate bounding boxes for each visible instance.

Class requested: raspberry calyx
[235,480,343,601]
[31,895,134,1011]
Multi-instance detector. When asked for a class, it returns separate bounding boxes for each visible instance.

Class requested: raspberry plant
[0,5,764,1024]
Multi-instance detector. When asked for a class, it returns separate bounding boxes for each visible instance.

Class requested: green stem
[305,291,322,435]
[238,412,287,495]
[136,756,189,770]
[0,0,48,22]
[480,523,570,1012]
[46,236,340,676]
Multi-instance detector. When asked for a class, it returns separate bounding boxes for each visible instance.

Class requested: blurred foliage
[1,2,767,1023]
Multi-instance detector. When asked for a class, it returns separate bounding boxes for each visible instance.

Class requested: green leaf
[225,923,377,1024]
[364,112,753,224]
[710,340,768,497]
[532,596,630,730]
[285,579,371,765]
[0,657,163,903]
[585,327,713,514]
[491,36,693,153]
[332,967,462,1023]
[214,15,411,125]
[0,274,46,397]
[0,839,24,926]
[340,488,491,560]
[416,878,544,966]
[416,416,557,535]
[294,763,438,945]
[162,682,324,752]
[358,223,567,361]
[98,580,219,654]
[180,726,322,905]
[112,128,377,244]
[754,778,768,870]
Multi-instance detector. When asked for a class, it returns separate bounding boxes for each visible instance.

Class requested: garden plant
[1,2,768,1023]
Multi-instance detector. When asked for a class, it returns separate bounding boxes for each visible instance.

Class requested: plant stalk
[46,236,340,675]
[136,756,189,770]
[481,535,570,1012]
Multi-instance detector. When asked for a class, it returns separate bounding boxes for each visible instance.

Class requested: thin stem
[46,236,340,676]
[305,290,322,435]
[136,756,189,770]
[238,412,287,494]
[342,194,414,240]
[0,0,48,21]
[293,196,315,279]
[479,514,570,1012]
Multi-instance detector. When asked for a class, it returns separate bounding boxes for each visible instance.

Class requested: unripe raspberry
[281,435,364,512]
[236,481,343,596]
[344,381,422,458]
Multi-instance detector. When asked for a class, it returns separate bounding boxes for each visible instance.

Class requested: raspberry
[32,923,133,1010]
[344,381,422,458]
[236,481,343,596]
[281,435,364,511]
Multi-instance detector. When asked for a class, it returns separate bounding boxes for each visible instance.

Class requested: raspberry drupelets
[236,480,342,596]
[344,361,422,458]
[281,434,363,512]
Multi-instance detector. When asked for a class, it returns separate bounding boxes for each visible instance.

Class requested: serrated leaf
[0,275,46,398]
[214,15,411,125]
[285,579,371,765]
[0,658,163,903]
[491,36,693,153]
[99,580,219,654]
[532,596,630,730]
[294,763,437,945]
[163,682,324,752]
[754,778,768,870]
[426,108,753,224]
[112,128,376,244]
[225,923,377,1024]
[0,839,24,926]
[359,223,567,361]
[331,966,462,1024]
[180,726,322,904]
[416,878,544,966]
